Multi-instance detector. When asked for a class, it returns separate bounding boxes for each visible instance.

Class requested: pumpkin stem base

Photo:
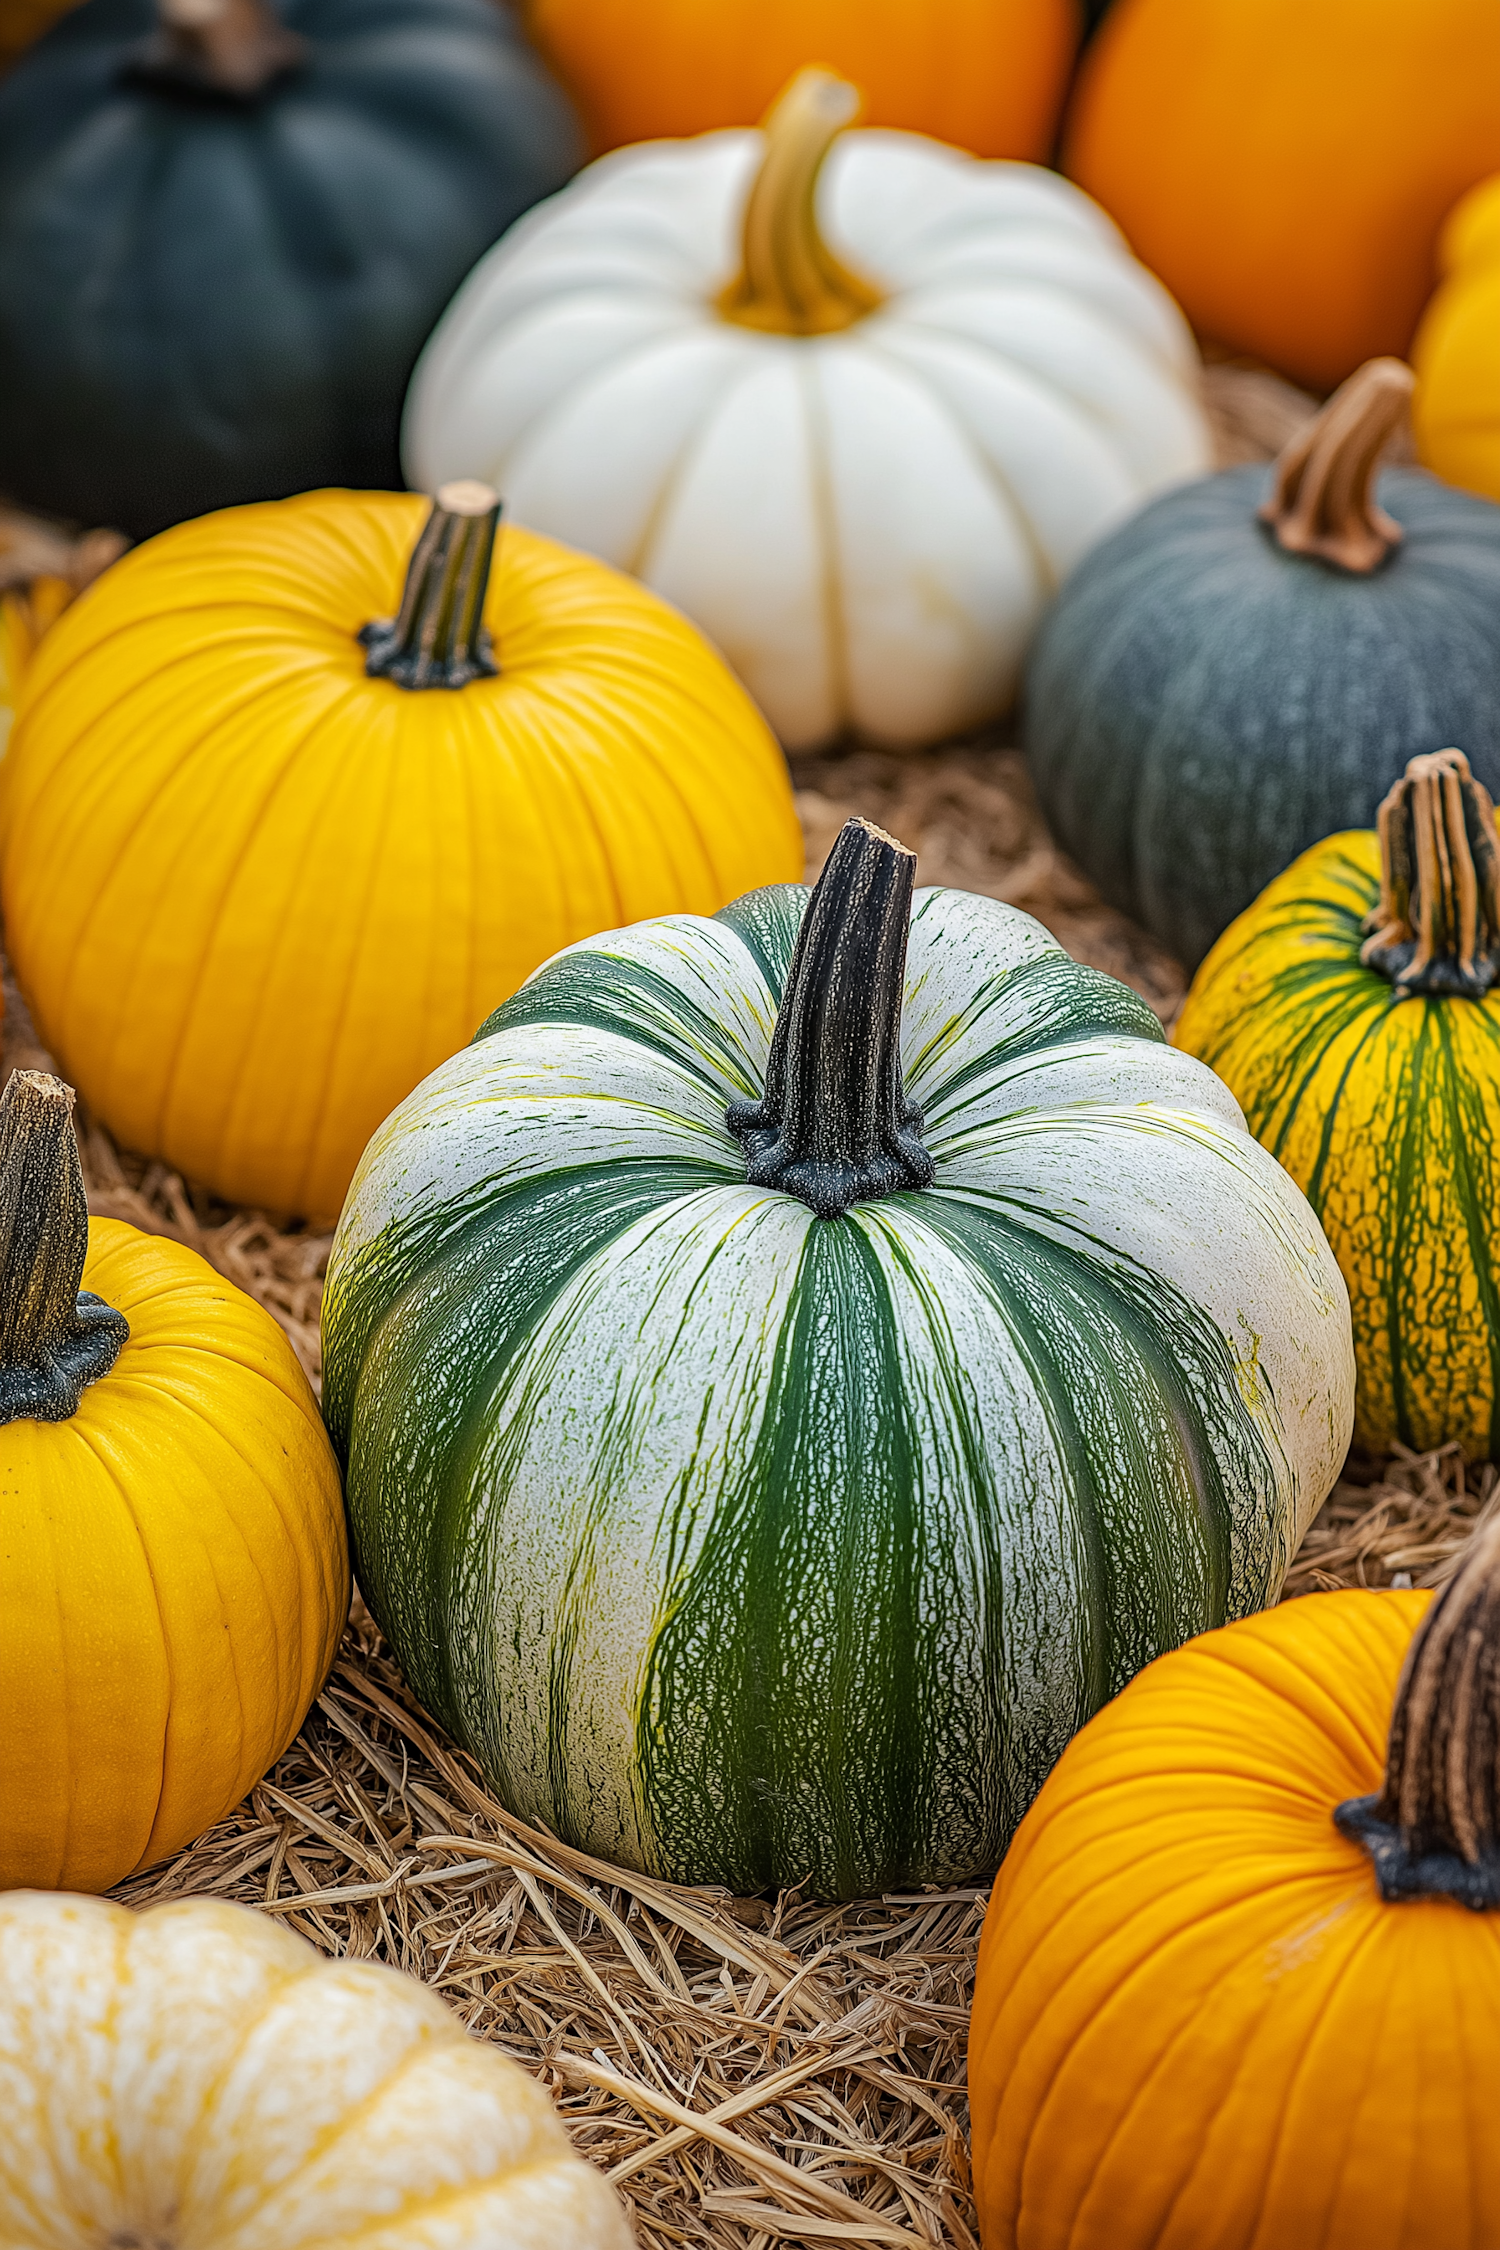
[727,817,933,1219]
[1335,1509,1500,1911]
[1360,749,1500,1001]
[362,482,501,692]
[122,0,307,104]
[0,1072,127,1427]
[1334,1794,1500,1911]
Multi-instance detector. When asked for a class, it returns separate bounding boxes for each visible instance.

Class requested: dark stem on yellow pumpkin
[1258,357,1414,573]
[717,69,885,338]
[122,0,307,102]
[0,1072,128,1427]
[727,818,933,1218]
[1359,748,1500,1000]
[361,482,502,692]
[1335,1512,1500,1910]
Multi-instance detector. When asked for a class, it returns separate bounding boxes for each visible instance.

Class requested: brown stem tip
[0,1072,128,1427]
[123,0,307,104]
[1360,748,1500,1000]
[1336,1510,1500,1909]
[1258,357,1415,574]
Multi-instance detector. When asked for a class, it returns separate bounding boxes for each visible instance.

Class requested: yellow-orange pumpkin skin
[1414,176,1500,504]
[0,491,802,1223]
[524,0,1079,160]
[1064,0,1500,393]
[969,1587,1500,2250]
[0,1217,348,1895]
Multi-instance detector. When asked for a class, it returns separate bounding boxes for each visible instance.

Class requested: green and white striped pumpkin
[323,821,1353,1899]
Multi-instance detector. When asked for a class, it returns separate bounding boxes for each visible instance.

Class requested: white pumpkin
[0,1891,633,2250]
[404,69,1211,751]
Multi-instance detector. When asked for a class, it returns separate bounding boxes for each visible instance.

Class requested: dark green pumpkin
[1025,359,1500,971]
[0,0,580,538]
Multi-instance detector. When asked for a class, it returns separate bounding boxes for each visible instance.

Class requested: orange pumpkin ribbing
[524,0,1080,160]
[1064,0,1500,392]
[970,1586,1500,2249]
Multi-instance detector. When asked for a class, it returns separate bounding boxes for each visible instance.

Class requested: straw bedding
[1,360,1468,2248]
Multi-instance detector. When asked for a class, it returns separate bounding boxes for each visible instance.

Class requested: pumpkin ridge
[148,672,385,1209]
[1287,995,1392,1195]
[1430,1011,1500,1461]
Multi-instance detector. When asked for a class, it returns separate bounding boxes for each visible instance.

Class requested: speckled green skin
[323,884,1353,1898]
[1026,466,1500,971]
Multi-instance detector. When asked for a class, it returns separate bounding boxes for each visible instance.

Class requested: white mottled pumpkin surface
[0,1892,632,2250]
[404,128,1210,748]
[324,883,1354,1900]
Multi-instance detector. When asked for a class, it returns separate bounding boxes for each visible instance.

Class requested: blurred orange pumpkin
[524,0,1080,159]
[1064,0,1500,393]
[0,0,78,73]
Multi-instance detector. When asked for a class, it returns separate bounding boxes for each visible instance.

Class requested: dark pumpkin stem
[1335,1512,1500,1909]
[361,482,501,692]
[0,1073,128,1427]
[122,0,307,102]
[1258,357,1415,574]
[1359,749,1500,1000]
[727,818,934,1218]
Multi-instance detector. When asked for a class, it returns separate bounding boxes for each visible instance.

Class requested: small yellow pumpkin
[970,1517,1500,2249]
[1414,175,1500,504]
[0,1070,349,1894]
[0,516,124,756]
[0,1890,633,2248]
[1175,747,1500,1458]
[0,483,802,1223]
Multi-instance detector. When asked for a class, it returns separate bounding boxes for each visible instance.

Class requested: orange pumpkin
[1064,0,1500,393]
[969,1519,1500,2248]
[523,0,1080,160]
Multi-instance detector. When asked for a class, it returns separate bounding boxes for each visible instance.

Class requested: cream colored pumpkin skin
[0,1891,632,2250]
[0,1218,348,1894]
[404,128,1210,750]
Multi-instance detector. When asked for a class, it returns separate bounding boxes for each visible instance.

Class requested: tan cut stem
[1360,749,1500,1000]
[131,0,307,99]
[1258,357,1415,572]
[717,69,884,338]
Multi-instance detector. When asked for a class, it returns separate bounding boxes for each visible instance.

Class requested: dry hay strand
[1283,1444,1500,1599]
[116,1601,981,2250]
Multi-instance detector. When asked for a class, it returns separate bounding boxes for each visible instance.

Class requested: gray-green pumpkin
[1026,358,1500,972]
[322,820,1352,1899]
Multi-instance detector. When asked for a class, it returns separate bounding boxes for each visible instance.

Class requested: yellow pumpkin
[0,1891,633,2248]
[1176,747,1500,1458]
[0,1069,348,1894]
[0,483,802,1223]
[1414,175,1500,504]
[970,1513,1500,2248]
[0,518,124,755]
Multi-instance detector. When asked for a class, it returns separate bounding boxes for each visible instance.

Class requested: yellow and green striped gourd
[1177,746,1500,1457]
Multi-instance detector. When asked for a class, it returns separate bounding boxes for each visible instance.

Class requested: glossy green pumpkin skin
[323,881,1352,1900]
[0,0,580,537]
[1025,464,1500,971]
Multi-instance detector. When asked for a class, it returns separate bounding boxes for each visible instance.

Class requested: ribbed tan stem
[1359,749,1500,1000]
[124,0,307,101]
[0,1072,127,1427]
[1258,357,1415,573]
[717,70,884,338]
[361,482,501,692]
[1336,1513,1500,1909]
